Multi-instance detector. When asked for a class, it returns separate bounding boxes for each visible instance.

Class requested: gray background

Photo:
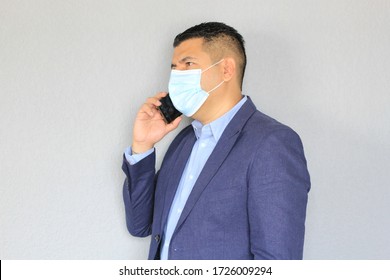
[1,0,389,259]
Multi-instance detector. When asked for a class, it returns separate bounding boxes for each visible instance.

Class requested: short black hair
[173,22,247,89]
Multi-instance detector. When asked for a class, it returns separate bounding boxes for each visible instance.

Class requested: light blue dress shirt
[124,96,247,259]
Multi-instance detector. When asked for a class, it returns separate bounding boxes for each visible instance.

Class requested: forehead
[172,38,211,63]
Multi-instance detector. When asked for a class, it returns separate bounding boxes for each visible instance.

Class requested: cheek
[201,71,222,91]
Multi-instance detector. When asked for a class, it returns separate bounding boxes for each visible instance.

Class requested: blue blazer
[122,97,310,259]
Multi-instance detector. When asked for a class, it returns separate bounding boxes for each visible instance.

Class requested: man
[122,22,310,260]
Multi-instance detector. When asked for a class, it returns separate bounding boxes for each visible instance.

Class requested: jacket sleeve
[248,127,311,259]
[122,151,157,237]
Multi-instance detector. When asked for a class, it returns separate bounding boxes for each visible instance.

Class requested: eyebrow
[171,56,198,68]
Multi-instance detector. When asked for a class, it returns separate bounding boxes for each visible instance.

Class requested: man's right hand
[132,92,182,154]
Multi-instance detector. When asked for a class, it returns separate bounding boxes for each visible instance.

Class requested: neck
[194,89,243,125]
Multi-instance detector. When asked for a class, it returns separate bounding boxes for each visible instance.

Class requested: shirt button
[200,142,206,148]
[189,175,194,180]
[154,234,160,243]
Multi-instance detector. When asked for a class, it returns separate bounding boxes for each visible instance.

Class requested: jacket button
[154,234,160,243]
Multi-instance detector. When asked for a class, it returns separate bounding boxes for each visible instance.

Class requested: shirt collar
[191,95,248,142]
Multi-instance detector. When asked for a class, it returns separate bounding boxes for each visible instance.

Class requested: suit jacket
[122,97,310,260]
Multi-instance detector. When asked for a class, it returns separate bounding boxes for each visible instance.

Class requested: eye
[186,61,194,67]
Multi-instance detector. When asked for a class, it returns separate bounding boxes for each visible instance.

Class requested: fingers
[166,116,182,132]
[139,103,156,117]
[136,92,162,117]
[145,92,167,108]
[146,97,161,107]
[154,91,168,99]
[140,92,168,117]
[147,92,168,106]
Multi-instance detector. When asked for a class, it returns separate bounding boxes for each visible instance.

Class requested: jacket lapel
[173,97,257,235]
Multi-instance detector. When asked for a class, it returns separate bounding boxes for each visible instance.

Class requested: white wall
[1,0,389,259]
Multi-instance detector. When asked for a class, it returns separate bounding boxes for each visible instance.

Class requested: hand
[132,92,182,154]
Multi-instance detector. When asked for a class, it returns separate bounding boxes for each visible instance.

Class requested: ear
[222,57,236,82]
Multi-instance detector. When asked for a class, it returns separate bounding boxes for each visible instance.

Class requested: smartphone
[158,94,182,124]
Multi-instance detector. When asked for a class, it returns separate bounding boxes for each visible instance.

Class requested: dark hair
[173,22,247,89]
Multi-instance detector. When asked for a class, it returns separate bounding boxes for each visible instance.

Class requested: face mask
[168,59,224,117]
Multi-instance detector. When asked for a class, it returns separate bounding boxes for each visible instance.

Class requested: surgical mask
[168,59,224,117]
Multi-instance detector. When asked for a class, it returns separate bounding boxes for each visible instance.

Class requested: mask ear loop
[206,80,225,94]
[201,59,225,73]
[202,58,225,94]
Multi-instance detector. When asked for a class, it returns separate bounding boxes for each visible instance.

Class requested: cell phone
[158,94,182,124]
